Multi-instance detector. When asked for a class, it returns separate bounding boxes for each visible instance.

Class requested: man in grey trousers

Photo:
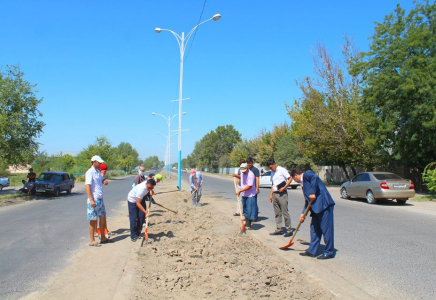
[267,159,293,237]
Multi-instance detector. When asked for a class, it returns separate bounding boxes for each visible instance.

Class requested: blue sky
[0,0,416,162]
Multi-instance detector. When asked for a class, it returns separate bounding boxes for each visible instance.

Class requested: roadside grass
[8,173,28,187]
[411,195,435,202]
[0,192,25,201]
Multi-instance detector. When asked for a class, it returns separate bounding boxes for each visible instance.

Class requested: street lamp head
[152,112,156,115]
[157,132,160,134]
[182,112,187,115]
[212,14,221,21]
[155,28,162,33]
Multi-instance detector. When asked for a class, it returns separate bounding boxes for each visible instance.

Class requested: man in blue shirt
[291,169,335,259]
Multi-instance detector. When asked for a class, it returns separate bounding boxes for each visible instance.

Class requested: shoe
[270,230,283,235]
[233,213,240,216]
[317,254,334,260]
[131,237,138,242]
[299,251,316,257]
[284,230,294,237]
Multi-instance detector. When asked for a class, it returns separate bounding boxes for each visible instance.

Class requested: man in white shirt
[267,159,293,237]
[86,155,109,247]
[127,179,155,242]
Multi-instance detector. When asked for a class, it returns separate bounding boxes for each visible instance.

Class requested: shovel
[233,177,246,234]
[183,190,196,203]
[156,190,179,195]
[279,197,315,250]
[153,202,178,214]
[141,205,151,247]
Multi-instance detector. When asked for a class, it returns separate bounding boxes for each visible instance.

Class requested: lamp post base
[177,150,182,190]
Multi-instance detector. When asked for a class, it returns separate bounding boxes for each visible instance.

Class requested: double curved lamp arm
[155,14,221,55]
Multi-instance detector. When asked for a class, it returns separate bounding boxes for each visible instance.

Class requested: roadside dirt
[20,176,333,300]
[132,179,332,299]
[0,191,42,208]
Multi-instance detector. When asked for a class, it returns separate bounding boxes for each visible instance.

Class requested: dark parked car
[35,172,75,196]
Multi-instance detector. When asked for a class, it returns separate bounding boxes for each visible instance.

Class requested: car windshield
[373,173,403,180]
[262,171,271,176]
[38,173,58,181]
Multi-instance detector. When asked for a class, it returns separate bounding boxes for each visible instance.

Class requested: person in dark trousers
[236,163,258,230]
[134,166,146,186]
[267,159,293,237]
[291,169,336,259]
[127,179,155,242]
[246,157,260,220]
[26,168,36,195]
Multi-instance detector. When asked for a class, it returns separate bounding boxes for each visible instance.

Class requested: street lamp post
[155,13,221,190]
[152,112,186,178]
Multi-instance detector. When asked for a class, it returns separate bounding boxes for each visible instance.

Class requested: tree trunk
[340,164,350,181]
[351,166,357,177]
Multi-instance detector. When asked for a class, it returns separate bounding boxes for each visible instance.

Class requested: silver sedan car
[340,172,415,204]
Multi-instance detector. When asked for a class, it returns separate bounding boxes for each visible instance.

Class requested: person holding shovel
[291,169,335,259]
[236,163,258,230]
[189,169,201,207]
[127,178,155,242]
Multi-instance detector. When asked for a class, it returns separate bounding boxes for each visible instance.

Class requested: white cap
[91,155,104,163]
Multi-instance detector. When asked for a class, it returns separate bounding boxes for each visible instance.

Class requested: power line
[185,0,208,62]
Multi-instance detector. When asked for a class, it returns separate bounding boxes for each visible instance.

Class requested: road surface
[182,171,436,300]
[0,175,138,300]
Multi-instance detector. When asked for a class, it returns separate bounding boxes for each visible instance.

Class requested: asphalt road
[181,172,436,300]
[0,175,138,300]
[2,171,435,299]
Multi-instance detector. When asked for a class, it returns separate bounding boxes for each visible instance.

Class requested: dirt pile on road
[133,181,331,299]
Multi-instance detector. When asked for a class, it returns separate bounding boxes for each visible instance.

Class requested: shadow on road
[345,198,414,207]
[251,223,265,230]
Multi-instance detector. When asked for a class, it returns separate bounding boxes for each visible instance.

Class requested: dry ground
[132,179,332,299]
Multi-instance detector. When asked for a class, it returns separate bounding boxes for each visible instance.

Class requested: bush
[75,175,86,182]
[0,169,11,177]
[422,162,436,196]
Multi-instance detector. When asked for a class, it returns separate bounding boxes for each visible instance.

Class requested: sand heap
[133,181,331,299]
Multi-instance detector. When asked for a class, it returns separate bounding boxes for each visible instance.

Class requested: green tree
[351,1,436,169]
[76,136,114,171]
[274,131,313,170]
[288,40,378,179]
[114,142,139,170]
[188,125,242,169]
[143,156,161,169]
[117,155,136,172]
[230,139,258,166]
[218,154,232,168]
[0,65,45,166]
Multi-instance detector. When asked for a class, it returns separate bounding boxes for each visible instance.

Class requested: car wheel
[396,199,407,205]
[366,190,377,204]
[0,185,3,191]
[341,187,349,199]
[67,186,72,195]
[54,188,60,197]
